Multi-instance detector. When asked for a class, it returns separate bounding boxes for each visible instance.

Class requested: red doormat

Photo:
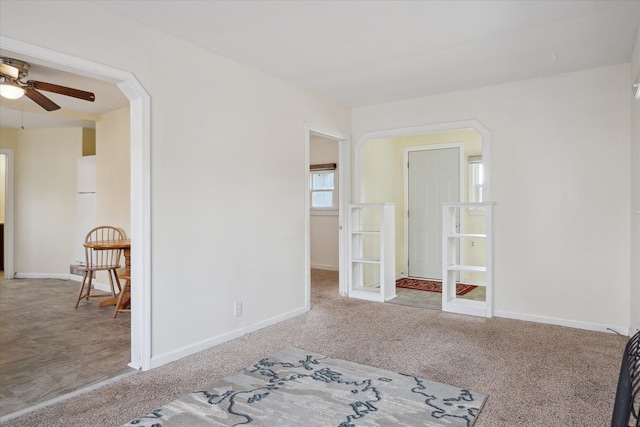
[395,277,477,296]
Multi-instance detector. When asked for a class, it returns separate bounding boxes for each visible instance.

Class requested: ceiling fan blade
[28,80,95,102]
[24,87,61,111]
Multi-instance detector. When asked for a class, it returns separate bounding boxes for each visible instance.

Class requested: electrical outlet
[234,301,242,317]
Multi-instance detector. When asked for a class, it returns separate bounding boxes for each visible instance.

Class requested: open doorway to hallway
[306,125,350,304]
[309,134,340,275]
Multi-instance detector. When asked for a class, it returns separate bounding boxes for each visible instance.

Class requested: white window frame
[468,156,485,215]
[310,168,338,216]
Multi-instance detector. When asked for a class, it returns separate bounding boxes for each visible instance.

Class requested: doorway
[1,37,151,372]
[305,124,350,303]
[0,151,10,276]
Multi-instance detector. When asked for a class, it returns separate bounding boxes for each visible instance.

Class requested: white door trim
[305,123,350,299]
[403,143,464,278]
[0,149,14,279]
[0,36,152,371]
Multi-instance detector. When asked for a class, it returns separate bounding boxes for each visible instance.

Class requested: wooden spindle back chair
[74,226,126,308]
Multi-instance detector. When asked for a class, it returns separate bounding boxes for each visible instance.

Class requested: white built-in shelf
[352,285,380,292]
[443,298,485,308]
[447,264,487,273]
[442,298,487,317]
[352,257,381,264]
[448,233,486,238]
[442,202,494,318]
[348,203,396,303]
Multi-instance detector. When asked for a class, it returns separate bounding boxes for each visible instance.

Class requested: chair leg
[75,270,93,308]
[113,278,130,318]
[86,271,94,299]
[107,270,117,297]
[113,270,122,293]
[75,271,88,308]
[76,271,93,308]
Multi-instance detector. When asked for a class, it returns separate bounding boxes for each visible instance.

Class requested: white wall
[0,1,350,363]
[96,107,130,235]
[1,109,130,279]
[310,135,339,270]
[12,128,82,274]
[630,26,640,335]
[0,128,18,150]
[353,64,632,332]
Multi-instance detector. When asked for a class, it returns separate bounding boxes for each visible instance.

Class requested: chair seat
[78,264,121,272]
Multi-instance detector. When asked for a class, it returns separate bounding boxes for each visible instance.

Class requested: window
[310,165,337,212]
[309,163,338,215]
[468,156,485,215]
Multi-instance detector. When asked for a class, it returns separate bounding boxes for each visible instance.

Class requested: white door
[408,148,459,279]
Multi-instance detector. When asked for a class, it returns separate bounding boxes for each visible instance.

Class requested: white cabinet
[348,203,396,302]
[442,202,494,317]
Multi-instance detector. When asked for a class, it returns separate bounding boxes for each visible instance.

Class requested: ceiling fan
[0,56,95,111]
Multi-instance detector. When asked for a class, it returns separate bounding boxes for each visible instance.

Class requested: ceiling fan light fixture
[0,57,29,80]
[0,56,94,111]
[0,78,25,99]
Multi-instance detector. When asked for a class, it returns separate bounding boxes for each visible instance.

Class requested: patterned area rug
[123,347,486,426]
[396,278,477,296]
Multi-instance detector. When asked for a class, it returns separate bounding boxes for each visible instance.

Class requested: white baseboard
[310,264,338,271]
[494,309,629,336]
[14,272,111,292]
[15,272,72,280]
[150,305,310,369]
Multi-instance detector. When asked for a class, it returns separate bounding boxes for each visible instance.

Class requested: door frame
[304,123,351,301]
[403,143,464,279]
[1,149,14,279]
[1,36,152,371]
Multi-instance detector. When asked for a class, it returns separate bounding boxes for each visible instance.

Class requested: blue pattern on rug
[124,348,487,427]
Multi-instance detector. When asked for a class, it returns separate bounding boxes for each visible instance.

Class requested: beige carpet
[1,269,627,427]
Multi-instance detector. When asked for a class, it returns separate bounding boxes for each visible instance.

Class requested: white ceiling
[1,0,639,129]
[91,0,640,106]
